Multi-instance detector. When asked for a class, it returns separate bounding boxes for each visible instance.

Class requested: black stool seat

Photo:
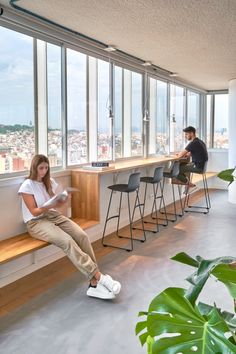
[140,176,158,184]
[163,171,174,178]
[108,184,137,193]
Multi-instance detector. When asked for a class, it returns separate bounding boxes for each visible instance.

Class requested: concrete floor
[0,190,236,354]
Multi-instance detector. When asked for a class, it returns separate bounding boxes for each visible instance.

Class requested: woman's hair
[28,154,53,195]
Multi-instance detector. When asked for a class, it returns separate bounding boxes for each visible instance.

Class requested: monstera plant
[136,252,236,354]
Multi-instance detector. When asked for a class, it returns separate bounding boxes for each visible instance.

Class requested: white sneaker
[86,283,115,300]
[98,274,121,295]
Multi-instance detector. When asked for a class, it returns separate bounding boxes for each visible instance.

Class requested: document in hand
[43,187,79,207]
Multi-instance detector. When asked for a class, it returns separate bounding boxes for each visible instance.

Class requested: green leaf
[217,168,236,185]
[184,256,236,305]
[171,252,199,267]
[212,263,236,298]
[198,302,236,331]
[144,288,236,353]
[136,320,147,335]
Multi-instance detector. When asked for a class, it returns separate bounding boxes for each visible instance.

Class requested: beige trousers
[27,210,99,280]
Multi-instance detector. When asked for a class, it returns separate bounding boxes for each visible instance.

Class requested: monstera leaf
[198,302,236,332]
[217,168,235,185]
[212,263,236,302]
[171,253,236,304]
[136,287,236,354]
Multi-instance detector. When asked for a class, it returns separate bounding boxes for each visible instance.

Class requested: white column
[228,79,236,203]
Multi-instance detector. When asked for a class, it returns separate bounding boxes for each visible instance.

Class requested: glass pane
[149,79,168,155]
[156,80,168,155]
[0,26,34,174]
[213,94,228,149]
[114,66,122,158]
[67,49,87,165]
[131,72,142,156]
[47,43,62,167]
[97,59,111,161]
[123,69,132,157]
[170,84,185,152]
[187,91,200,131]
[206,94,212,148]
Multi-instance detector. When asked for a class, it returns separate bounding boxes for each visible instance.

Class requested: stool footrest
[117,234,146,242]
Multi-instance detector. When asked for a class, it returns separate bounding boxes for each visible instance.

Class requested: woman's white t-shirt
[18,178,58,223]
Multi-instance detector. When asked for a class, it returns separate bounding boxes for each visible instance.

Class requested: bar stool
[184,161,211,214]
[160,160,184,222]
[102,172,146,252]
[133,166,167,233]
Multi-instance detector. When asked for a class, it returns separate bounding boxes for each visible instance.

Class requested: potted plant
[136,252,236,353]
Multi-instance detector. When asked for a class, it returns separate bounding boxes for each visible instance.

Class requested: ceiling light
[104,45,117,52]
[169,73,178,77]
[142,61,152,66]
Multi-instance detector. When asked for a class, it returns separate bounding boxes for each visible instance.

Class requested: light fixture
[142,61,152,67]
[169,72,178,77]
[104,45,117,52]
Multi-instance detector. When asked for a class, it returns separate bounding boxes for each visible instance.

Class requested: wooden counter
[71,156,177,222]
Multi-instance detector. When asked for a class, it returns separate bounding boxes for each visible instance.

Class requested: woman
[18,154,121,300]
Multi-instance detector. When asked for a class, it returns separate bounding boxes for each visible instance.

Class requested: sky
[0,25,228,133]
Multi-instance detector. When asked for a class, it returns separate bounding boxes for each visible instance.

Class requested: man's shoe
[86,283,115,300]
[98,274,121,295]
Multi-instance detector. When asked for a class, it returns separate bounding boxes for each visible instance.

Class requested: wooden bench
[0,218,98,265]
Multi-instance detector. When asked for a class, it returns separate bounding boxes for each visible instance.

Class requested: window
[47,43,62,167]
[67,49,87,165]
[131,72,143,156]
[0,23,206,177]
[214,94,228,149]
[170,84,185,152]
[187,91,200,131]
[149,78,168,155]
[0,26,34,174]
[97,59,111,161]
[114,66,122,158]
[206,93,228,149]
[114,67,143,158]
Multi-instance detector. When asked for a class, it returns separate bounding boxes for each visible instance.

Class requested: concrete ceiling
[1,0,236,90]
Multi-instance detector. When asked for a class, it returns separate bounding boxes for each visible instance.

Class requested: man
[175,126,208,194]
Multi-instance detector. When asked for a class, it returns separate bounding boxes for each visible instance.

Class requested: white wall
[207,149,229,189]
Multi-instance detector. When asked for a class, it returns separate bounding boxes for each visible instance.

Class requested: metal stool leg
[120,189,146,242]
[184,173,211,214]
[150,182,168,227]
[102,190,115,246]
[160,178,182,222]
[102,190,133,251]
[140,183,160,233]
[154,180,168,226]
[133,181,163,233]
